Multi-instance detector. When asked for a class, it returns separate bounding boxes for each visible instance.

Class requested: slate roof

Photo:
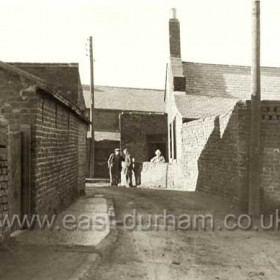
[182,62,280,100]
[83,85,165,113]
[9,63,86,111]
[175,93,239,119]
[95,131,120,142]
[175,61,280,119]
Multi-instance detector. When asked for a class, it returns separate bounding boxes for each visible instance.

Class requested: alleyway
[88,184,280,280]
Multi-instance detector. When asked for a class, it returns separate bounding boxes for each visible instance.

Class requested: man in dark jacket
[108,148,123,186]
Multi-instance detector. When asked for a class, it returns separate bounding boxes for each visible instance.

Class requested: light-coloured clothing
[122,153,132,187]
[150,155,166,163]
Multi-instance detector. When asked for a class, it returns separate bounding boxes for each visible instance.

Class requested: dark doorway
[147,134,167,162]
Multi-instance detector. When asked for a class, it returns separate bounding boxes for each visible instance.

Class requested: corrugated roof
[9,63,86,110]
[83,85,165,113]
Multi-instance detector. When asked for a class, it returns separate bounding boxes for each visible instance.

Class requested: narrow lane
[88,186,280,280]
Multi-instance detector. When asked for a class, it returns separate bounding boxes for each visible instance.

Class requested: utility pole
[249,0,261,217]
[89,36,95,178]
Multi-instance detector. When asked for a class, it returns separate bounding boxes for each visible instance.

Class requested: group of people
[107,148,165,187]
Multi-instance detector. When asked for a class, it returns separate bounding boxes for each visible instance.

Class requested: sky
[0,0,280,89]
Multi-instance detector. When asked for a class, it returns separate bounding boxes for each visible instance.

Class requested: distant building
[83,85,167,178]
[0,62,89,243]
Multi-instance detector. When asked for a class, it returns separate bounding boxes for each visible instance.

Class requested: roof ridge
[182,61,280,70]
[8,62,79,68]
[83,84,164,92]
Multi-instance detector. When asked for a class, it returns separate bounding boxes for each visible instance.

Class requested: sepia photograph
[0,0,280,279]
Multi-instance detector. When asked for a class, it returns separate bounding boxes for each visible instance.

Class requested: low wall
[121,162,180,190]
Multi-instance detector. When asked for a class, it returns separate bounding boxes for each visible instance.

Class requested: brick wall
[120,112,168,162]
[179,102,250,208]
[0,68,88,217]
[93,109,120,133]
[260,101,280,211]
[174,100,280,211]
[0,123,9,245]
[34,92,87,215]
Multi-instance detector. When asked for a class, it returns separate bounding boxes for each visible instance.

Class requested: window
[169,123,173,159]
[173,118,177,160]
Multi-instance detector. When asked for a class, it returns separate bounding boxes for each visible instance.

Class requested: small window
[169,123,173,159]
[173,118,177,160]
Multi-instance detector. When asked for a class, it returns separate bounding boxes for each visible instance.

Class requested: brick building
[0,61,89,242]
[166,11,280,211]
[83,85,166,178]
[0,120,9,244]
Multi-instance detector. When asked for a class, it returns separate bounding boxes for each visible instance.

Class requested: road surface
[87,185,280,280]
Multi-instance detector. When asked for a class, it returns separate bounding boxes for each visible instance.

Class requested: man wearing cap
[108,148,123,186]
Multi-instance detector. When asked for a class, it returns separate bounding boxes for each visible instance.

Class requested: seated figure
[150,149,165,163]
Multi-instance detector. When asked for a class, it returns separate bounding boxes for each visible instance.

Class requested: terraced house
[0,62,89,244]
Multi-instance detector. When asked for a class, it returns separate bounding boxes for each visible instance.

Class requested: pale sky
[1,0,280,89]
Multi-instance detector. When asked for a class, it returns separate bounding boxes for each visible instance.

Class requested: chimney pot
[171,8,177,19]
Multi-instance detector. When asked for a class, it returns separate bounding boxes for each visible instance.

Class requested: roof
[9,63,86,111]
[175,93,239,119]
[0,61,89,123]
[95,131,120,142]
[182,62,280,100]
[173,61,280,119]
[83,85,165,113]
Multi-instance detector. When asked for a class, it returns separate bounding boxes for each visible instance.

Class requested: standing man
[122,148,132,188]
[108,148,122,186]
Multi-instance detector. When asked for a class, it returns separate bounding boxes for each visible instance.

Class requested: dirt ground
[88,185,280,280]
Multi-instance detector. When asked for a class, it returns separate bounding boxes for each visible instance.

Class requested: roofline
[8,62,79,68]
[93,108,166,114]
[120,111,167,116]
[82,84,164,92]
[0,61,90,124]
[182,60,280,70]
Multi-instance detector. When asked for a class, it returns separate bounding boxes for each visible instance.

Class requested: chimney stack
[169,8,181,58]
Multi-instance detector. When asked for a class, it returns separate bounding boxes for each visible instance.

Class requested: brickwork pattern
[34,94,87,215]
[0,68,88,217]
[0,125,9,244]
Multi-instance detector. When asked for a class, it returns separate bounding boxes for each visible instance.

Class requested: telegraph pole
[249,0,261,217]
[89,36,95,178]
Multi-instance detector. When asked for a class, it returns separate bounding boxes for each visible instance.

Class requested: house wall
[120,112,168,162]
[0,123,9,245]
[93,109,120,132]
[0,68,88,217]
